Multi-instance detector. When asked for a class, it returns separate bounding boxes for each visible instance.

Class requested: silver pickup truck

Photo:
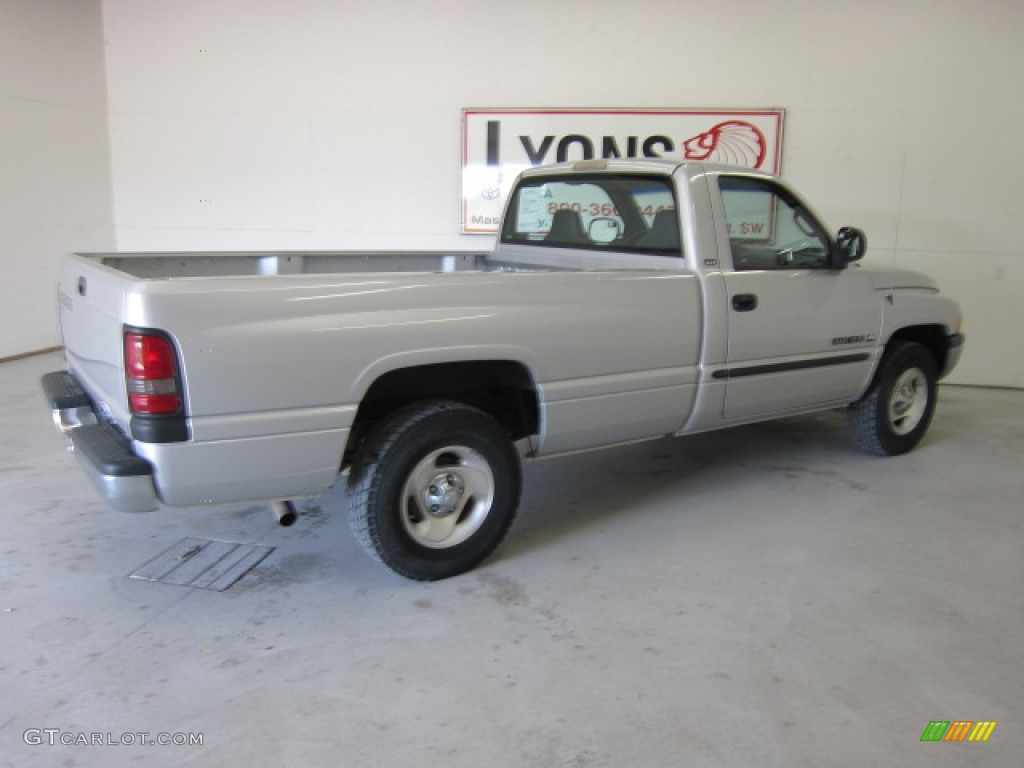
[43,159,964,580]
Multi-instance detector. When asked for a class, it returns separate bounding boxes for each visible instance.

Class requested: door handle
[732,293,758,312]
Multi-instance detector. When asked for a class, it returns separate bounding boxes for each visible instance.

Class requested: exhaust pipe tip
[272,500,298,527]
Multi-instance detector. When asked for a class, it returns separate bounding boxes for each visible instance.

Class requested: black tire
[346,401,522,581]
[848,341,938,456]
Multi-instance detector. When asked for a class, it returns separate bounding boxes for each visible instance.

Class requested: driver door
[716,175,879,420]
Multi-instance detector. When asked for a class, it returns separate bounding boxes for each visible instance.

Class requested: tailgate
[58,255,132,430]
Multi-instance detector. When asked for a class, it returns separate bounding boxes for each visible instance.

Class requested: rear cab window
[500,174,683,258]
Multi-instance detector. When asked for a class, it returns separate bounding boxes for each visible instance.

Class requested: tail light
[124,331,182,415]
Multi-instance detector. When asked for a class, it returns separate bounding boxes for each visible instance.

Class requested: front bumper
[42,371,160,513]
[941,333,965,379]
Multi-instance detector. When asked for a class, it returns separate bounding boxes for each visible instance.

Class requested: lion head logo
[683,121,767,168]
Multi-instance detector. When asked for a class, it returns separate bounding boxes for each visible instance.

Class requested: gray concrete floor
[2,351,1022,767]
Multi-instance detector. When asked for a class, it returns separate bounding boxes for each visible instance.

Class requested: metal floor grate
[129,537,275,591]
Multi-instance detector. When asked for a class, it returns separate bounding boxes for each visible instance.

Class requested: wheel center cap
[424,473,465,518]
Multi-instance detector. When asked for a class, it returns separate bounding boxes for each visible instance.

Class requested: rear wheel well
[343,361,540,469]
[887,325,947,374]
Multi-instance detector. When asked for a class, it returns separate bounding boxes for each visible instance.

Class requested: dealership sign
[462,108,784,234]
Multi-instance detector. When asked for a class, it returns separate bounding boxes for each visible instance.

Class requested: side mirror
[588,217,621,244]
[836,226,867,266]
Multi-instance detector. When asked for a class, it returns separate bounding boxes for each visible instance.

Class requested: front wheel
[848,341,938,456]
[346,401,522,581]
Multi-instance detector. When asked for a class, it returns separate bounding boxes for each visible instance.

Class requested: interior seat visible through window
[636,209,680,253]
[545,209,589,246]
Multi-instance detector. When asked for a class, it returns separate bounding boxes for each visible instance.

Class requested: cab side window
[719,176,831,271]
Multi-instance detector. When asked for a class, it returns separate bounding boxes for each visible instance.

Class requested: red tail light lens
[125,334,176,379]
[124,332,181,414]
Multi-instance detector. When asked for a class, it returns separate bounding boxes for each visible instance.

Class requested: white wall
[12,0,1020,387]
[0,0,114,358]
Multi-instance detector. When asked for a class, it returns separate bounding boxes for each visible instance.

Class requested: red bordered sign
[462,108,784,235]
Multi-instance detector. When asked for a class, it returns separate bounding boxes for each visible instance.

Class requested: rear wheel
[346,401,521,580]
[849,341,938,456]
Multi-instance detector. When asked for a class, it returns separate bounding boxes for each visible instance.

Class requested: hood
[865,267,939,292]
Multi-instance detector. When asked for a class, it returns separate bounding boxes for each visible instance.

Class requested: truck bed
[56,247,704,511]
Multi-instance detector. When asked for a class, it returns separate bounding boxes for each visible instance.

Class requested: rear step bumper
[42,371,160,513]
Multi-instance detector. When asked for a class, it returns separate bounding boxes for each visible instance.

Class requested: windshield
[499,174,682,257]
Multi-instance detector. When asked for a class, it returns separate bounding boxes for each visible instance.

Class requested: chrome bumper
[42,371,160,513]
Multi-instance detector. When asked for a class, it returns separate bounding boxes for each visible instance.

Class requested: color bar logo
[920,721,997,742]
